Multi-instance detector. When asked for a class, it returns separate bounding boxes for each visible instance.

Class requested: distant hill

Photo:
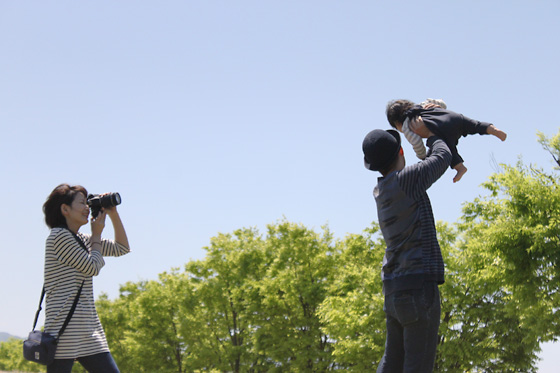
[0,332,22,342]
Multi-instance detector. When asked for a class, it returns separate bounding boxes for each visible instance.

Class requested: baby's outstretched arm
[487,125,507,141]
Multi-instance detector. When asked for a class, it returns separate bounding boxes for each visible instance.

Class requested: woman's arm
[51,229,105,276]
[107,208,130,249]
[89,206,130,256]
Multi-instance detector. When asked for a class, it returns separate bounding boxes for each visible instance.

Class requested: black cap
[362,129,401,171]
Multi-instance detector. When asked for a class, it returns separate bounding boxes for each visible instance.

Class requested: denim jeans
[47,352,120,373]
[377,281,441,373]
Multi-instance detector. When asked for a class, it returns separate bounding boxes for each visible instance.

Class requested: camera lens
[113,193,121,206]
[100,193,121,208]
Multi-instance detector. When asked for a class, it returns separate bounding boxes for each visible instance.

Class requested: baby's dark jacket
[405,106,492,168]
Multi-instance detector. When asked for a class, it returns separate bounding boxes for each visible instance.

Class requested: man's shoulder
[375,170,410,197]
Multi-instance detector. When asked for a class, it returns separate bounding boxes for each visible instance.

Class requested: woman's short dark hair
[386,99,415,128]
[43,184,88,229]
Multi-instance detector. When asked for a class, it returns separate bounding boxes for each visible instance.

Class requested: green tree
[185,227,266,372]
[434,221,541,371]
[538,130,560,168]
[129,273,192,372]
[251,221,336,371]
[98,273,200,373]
[435,131,560,371]
[98,222,339,372]
[0,338,44,372]
[96,281,143,371]
[318,224,385,371]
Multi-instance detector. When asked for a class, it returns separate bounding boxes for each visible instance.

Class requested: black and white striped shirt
[44,227,130,359]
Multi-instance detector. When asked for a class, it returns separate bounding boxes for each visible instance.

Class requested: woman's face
[63,193,89,230]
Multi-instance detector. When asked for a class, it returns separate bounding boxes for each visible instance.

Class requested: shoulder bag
[23,280,84,365]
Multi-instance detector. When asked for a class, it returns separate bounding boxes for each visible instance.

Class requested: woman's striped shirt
[43,227,130,359]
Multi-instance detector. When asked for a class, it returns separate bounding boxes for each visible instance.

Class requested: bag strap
[31,287,46,331]
[32,229,91,336]
[31,281,84,338]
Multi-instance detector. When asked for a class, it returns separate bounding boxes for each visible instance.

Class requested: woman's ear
[399,147,404,156]
[61,204,69,216]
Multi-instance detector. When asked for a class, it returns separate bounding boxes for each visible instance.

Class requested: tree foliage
[0,338,45,372]
[431,130,560,372]
[318,225,386,371]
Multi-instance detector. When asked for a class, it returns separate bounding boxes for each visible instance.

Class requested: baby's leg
[453,163,468,183]
[488,124,507,141]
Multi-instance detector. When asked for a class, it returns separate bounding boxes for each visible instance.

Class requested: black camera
[87,192,121,218]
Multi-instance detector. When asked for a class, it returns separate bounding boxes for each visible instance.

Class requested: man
[362,118,451,372]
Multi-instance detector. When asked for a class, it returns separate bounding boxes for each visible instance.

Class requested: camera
[87,192,121,218]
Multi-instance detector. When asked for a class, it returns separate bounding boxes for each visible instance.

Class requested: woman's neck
[65,223,80,234]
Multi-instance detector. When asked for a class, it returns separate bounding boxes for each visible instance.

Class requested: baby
[386,99,507,182]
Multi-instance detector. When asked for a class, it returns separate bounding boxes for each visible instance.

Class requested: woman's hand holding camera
[91,210,106,234]
[90,209,106,253]
[89,192,129,250]
[90,193,117,235]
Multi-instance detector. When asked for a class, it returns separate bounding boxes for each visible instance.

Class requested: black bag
[23,329,58,365]
[23,282,84,365]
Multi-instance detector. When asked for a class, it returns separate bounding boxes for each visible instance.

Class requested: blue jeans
[377,281,441,373]
[47,352,120,373]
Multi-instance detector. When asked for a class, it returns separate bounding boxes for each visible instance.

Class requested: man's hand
[409,117,435,138]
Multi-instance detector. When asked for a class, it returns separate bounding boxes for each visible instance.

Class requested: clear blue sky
[1,1,559,370]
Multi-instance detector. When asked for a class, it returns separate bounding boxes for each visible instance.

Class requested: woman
[42,184,130,372]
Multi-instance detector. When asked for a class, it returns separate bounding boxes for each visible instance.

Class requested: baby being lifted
[386,99,507,182]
